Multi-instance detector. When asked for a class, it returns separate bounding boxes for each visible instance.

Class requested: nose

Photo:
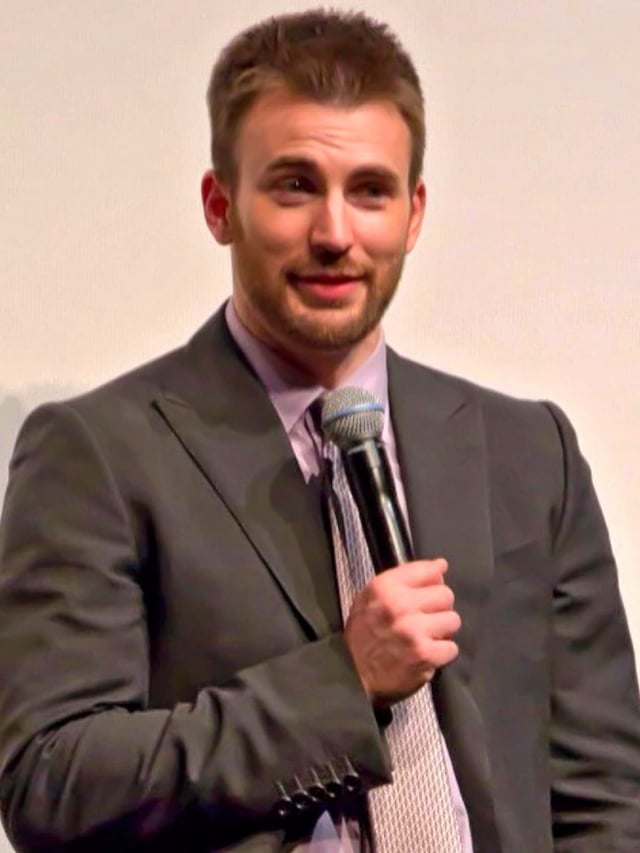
[309,193,354,258]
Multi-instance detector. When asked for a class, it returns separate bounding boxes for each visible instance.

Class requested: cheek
[240,200,309,256]
[355,216,412,262]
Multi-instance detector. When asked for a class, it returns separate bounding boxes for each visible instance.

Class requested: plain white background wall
[1,2,639,849]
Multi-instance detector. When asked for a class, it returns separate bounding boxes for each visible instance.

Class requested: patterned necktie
[322,439,462,853]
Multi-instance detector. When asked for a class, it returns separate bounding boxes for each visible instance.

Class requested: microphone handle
[342,438,413,572]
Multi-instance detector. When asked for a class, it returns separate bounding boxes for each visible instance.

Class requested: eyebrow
[262,156,317,175]
[261,156,402,188]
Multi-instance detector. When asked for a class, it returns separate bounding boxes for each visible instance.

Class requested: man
[0,9,639,852]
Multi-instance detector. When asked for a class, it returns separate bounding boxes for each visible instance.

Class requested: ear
[201,170,233,245]
[405,179,427,253]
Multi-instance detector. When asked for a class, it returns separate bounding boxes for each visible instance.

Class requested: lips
[288,273,363,302]
[287,273,363,285]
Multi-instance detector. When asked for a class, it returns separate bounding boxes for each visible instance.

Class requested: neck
[270,332,381,389]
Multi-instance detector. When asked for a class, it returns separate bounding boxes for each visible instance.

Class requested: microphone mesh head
[321,386,384,449]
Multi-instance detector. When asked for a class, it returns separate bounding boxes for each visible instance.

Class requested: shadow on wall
[0,385,81,503]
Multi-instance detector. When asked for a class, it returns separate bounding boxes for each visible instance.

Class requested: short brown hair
[206,9,425,188]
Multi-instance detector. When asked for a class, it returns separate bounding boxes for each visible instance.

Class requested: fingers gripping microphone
[321,387,413,573]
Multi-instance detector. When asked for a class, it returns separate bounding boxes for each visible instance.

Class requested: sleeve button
[325,779,342,798]
[274,796,293,820]
[343,772,362,794]
[308,768,327,802]
[292,790,314,811]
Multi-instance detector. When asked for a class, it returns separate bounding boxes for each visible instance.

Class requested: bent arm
[0,403,389,851]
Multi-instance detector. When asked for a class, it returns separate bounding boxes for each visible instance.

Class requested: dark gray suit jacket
[0,309,639,852]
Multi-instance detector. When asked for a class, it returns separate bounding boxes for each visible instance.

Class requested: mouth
[287,272,363,285]
[287,272,364,301]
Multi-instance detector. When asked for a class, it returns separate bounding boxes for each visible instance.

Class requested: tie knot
[314,397,344,460]
[305,397,340,474]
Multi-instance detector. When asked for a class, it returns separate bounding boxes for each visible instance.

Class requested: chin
[283,314,376,352]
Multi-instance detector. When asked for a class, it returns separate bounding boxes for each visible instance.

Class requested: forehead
[234,89,412,180]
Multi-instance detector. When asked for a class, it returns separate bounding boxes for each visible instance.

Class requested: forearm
[2,634,389,851]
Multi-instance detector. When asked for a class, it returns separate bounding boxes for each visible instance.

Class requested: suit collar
[152,307,341,639]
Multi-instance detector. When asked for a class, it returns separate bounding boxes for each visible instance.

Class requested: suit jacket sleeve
[545,402,640,850]
[0,402,390,851]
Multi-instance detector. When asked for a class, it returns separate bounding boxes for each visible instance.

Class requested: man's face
[205,88,425,365]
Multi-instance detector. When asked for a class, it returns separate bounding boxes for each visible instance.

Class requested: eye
[281,176,313,193]
[350,182,391,207]
[270,175,316,200]
[363,185,386,198]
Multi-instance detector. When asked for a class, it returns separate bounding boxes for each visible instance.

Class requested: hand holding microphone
[320,388,461,707]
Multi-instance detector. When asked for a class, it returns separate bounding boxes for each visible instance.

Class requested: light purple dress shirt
[225,300,473,852]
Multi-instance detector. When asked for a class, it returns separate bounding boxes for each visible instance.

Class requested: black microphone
[321,386,412,572]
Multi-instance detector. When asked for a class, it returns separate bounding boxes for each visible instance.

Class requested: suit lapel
[153,309,340,640]
[387,349,494,671]
[388,349,501,852]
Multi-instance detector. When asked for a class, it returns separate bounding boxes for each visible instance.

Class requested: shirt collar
[225,299,390,438]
